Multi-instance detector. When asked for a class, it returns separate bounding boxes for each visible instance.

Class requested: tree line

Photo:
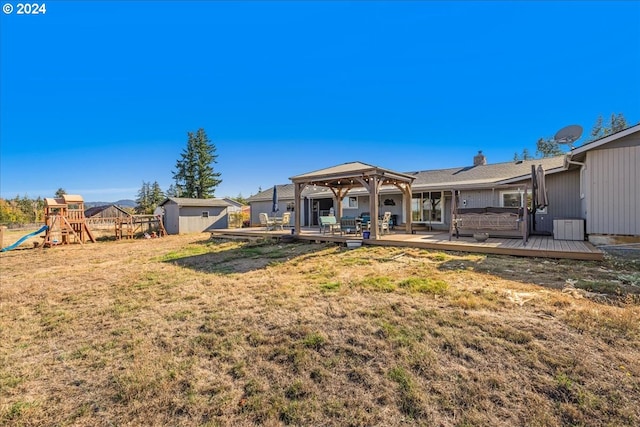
[1,128,233,224]
[513,113,631,161]
[0,195,45,225]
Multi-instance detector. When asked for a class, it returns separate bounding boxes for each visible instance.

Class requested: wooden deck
[210,227,604,261]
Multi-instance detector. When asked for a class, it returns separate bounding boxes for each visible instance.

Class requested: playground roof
[44,198,66,207]
[63,194,84,203]
[44,194,85,207]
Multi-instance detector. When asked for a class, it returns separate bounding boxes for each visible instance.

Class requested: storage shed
[159,197,234,234]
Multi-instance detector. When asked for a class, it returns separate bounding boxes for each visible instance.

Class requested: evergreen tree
[589,113,629,141]
[173,128,222,198]
[590,115,604,140]
[229,193,248,205]
[611,113,627,133]
[536,137,564,158]
[55,188,66,198]
[166,184,182,198]
[135,181,152,214]
[513,148,533,161]
[150,181,165,208]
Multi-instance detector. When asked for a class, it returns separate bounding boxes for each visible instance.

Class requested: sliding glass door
[411,191,443,223]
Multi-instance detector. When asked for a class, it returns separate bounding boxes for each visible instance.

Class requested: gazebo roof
[288,162,415,239]
[289,161,415,189]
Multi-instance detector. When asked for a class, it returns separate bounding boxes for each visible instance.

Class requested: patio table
[270,216,283,230]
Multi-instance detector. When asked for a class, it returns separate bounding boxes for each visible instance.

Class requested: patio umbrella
[535,165,548,209]
[272,185,279,215]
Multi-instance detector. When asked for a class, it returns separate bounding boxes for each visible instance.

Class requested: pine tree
[589,113,629,141]
[590,115,604,140]
[166,184,181,198]
[611,113,627,133]
[150,181,165,209]
[173,128,222,198]
[513,148,533,161]
[536,137,564,158]
[55,188,66,198]
[135,181,152,214]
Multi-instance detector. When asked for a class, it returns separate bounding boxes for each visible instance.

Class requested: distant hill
[85,199,136,208]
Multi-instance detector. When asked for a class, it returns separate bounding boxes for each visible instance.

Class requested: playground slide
[0,225,49,252]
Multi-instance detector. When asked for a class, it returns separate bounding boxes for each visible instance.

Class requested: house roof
[566,123,640,164]
[159,197,233,207]
[409,156,565,190]
[84,204,132,218]
[248,156,566,202]
[246,183,328,203]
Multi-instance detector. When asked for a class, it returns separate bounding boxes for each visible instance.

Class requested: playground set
[1,194,166,252]
[114,214,167,240]
[42,194,96,247]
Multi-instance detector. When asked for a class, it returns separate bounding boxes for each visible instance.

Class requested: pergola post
[369,176,380,239]
[403,184,413,234]
[293,183,305,235]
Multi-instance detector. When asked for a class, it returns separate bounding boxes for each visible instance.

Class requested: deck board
[210,228,604,261]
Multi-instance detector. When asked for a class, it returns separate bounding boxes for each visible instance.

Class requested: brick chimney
[473,150,487,166]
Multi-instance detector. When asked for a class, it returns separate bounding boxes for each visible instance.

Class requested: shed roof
[159,197,233,207]
[84,204,132,218]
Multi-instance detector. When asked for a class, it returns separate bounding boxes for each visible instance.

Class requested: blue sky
[1,1,639,202]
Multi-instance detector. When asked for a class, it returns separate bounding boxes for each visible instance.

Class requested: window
[501,191,522,208]
[342,196,358,209]
[286,202,295,212]
[202,211,209,218]
[411,191,443,223]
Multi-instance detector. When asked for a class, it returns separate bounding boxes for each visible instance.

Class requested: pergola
[289,162,415,239]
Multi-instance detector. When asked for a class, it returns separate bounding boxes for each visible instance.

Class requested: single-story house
[247,123,640,243]
[159,197,239,234]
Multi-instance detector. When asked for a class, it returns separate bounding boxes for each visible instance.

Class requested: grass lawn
[1,233,639,426]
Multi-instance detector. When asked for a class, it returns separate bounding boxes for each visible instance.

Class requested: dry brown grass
[1,233,639,426]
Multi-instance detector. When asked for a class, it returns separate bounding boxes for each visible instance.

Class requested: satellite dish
[554,124,583,148]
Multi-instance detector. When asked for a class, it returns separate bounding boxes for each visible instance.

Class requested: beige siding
[586,145,640,236]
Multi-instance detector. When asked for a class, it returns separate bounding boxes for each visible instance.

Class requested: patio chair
[259,213,275,230]
[360,215,371,230]
[277,212,291,230]
[340,217,360,236]
[379,212,392,235]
